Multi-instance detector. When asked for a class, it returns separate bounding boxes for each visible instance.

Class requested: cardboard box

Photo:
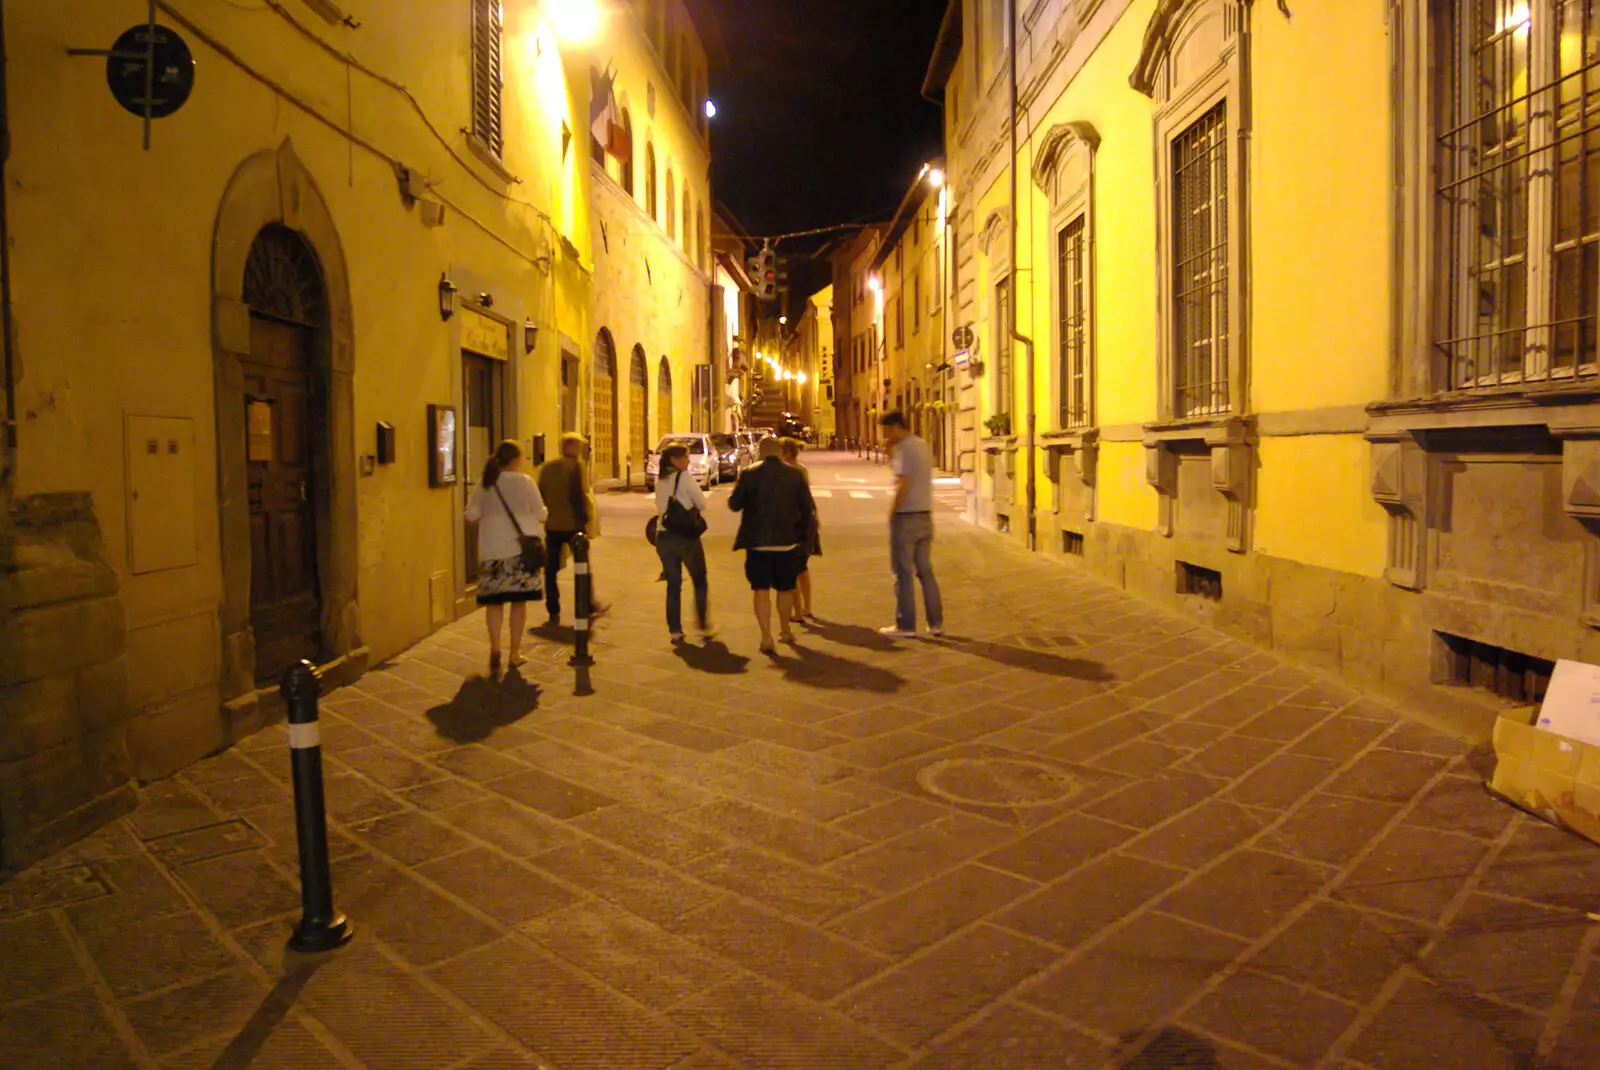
[1489,706,1600,846]
[1535,659,1600,746]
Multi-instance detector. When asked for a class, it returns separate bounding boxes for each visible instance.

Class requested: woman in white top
[465,440,548,670]
[654,443,711,641]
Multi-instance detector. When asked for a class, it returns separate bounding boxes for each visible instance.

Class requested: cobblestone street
[3,454,1598,1069]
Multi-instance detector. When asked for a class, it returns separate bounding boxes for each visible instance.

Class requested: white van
[644,433,717,491]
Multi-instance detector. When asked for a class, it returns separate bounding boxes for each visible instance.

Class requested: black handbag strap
[492,482,528,539]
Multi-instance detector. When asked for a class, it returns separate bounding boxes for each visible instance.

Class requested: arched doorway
[594,330,618,478]
[212,140,359,706]
[629,345,649,466]
[657,357,673,438]
[241,225,328,685]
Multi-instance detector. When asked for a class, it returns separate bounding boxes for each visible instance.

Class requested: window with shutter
[470,0,504,158]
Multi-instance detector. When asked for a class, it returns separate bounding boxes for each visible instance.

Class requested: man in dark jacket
[729,436,815,653]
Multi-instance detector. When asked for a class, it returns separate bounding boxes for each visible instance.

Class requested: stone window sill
[1040,426,1097,451]
[981,435,1019,452]
[465,136,518,185]
[1142,414,1252,447]
[1367,385,1600,437]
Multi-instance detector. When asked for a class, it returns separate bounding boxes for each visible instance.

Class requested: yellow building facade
[924,0,1600,734]
[587,0,715,483]
[0,0,719,865]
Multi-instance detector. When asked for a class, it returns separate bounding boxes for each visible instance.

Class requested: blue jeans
[890,512,942,631]
[656,532,708,634]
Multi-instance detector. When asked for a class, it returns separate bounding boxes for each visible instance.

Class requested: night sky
[700,0,947,253]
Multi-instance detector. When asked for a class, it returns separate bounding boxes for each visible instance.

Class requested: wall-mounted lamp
[478,292,495,308]
[438,274,457,321]
[927,167,945,189]
[524,318,538,355]
[705,99,718,120]
[867,275,882,293]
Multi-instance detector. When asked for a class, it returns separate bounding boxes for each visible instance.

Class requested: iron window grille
[1058,216,1090,427]
[995,277,1013,418]
[1437,0,1600,389]
[470,0,504,158]
[1172,102,1230,418]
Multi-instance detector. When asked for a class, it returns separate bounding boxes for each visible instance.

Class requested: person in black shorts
[728,437,815,653]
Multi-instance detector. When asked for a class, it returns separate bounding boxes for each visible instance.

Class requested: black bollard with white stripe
[281,660,353,952]
[569,533,596,667]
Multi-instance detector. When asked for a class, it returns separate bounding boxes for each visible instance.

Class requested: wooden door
[244,316,322,684]
[462,354,505,585]
[594,369,616,477]
[630,382,647,461]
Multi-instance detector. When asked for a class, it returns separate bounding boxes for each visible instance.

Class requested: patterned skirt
[476,555,543,605]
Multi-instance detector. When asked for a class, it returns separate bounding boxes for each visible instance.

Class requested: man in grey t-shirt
[878,411,944,638]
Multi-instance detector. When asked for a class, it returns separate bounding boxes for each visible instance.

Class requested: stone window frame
[1133,0,1251,424]
[645,142,658,220]
[1033,120,1102,521]
[665,168,676,241]
[1378,1,1600,614]
[1132,0,1254,552]
[978,207,1014,425]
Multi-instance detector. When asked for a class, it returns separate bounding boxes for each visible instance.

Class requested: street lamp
[438,273,457,321]
[705,99,718,119]
[928,167,945,189]
[549,0,601,43]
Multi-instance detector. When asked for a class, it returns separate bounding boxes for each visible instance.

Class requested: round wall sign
[106,23,195,119]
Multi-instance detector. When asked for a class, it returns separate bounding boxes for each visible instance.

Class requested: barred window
[470,0,504,157]
[1172,102,1229,417]
[646,144,658,219]
[1058,216,1090,427]
[1438,0,1600,388]
[995,277,1013,416]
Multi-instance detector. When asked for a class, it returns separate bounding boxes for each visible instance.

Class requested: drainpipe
[0,0,15,517]
[1008,0,1037,551]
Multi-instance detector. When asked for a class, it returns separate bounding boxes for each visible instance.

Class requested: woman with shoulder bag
[465,440,548,671]
[654,443,710,642]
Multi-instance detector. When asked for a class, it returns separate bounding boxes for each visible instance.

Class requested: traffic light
[775,256,790,295]
[746,246,776,299]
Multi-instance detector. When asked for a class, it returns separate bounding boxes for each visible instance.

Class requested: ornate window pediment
[1030,120,1100,208]
[1130,0,1247,102]
[978,207,1011,264]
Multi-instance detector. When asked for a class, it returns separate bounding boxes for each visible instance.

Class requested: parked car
[779,418,813,442]
[644,433,717,491]
[710,433,742,482]
[736,430,761,468]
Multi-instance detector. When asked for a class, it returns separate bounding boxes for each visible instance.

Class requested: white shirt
[655,466,709,519]
[465,470,547,562]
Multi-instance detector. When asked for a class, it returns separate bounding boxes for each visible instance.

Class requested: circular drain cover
[917,758,1083,809]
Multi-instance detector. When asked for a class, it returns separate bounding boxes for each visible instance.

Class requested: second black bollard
[569,532,596,667]
[281,660,353,953]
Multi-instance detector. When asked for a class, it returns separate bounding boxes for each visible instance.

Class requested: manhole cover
[917,758,1083,809]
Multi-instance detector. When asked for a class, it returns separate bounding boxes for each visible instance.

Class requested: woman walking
[465,440,548,671]
[781,438,821,621]
[654,443,711,642]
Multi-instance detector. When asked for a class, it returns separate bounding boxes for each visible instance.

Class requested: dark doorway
[241,225,328,685]
[462,352,506,592]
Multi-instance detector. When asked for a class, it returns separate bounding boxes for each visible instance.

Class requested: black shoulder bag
[662,470,708,537]
[493,482,547,572]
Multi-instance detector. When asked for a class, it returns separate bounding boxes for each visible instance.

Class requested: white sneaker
[877,626,917,638]
[928,627,944,637]
[669,632,686,643]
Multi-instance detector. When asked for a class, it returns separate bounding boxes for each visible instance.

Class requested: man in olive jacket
[728,437,815,652]
[537,433,599,625]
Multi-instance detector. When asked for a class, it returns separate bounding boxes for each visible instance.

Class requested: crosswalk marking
[812,488,833,498]
[850,490,872,499]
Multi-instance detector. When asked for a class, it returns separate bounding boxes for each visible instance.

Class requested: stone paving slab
[3,454,1600,1069]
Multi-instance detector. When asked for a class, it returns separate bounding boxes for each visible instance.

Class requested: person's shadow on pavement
[425,670,541,744]
[1115,1027,1221,1069]
[931,635,1115,681]
[672,638,750,675]
[802,618,902,652]
[767,643,905,693]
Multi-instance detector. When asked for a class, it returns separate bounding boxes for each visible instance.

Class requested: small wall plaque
[427,404,457,487]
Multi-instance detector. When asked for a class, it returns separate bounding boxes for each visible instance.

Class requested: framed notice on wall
[427,404,457,486]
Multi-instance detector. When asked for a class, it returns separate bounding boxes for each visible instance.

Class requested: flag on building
[589,66,629,162]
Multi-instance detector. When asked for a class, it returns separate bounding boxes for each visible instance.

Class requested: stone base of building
[1031,513,1535,742]
[1,493,136,873]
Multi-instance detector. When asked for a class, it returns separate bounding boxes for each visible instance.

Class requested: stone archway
[211,139,362,709]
